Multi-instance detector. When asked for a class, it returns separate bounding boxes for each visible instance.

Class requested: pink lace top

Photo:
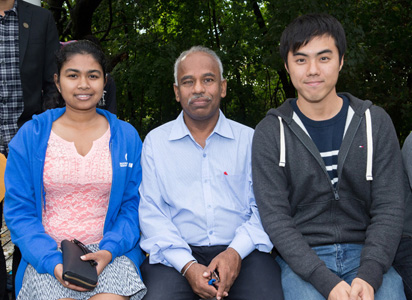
[42,128,112,246]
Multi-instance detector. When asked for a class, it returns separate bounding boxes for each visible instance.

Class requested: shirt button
[203,153,206,157]
[207,205,211,209]
[209,231,213,235]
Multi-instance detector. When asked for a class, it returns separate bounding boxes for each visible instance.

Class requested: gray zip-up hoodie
[252,93,404,298]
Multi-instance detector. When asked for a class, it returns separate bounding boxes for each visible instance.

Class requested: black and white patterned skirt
[17,244,147,300]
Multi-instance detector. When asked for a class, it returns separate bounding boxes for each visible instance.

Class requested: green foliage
[339,0,412,144]
[51,0,412,143]
[86,0,288,136]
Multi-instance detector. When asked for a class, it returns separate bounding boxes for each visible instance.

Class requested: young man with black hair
[252,13,406,300]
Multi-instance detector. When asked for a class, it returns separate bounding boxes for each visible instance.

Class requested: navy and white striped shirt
[0,0,23,155]
[291,96,349,186]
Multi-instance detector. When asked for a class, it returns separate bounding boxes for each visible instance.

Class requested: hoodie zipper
[287,120,339,200]
[333,188,340,200]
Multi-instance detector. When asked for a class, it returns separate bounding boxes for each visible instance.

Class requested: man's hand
[81,249,112,276]
[204,247,242,300]
[328,281,352,300]
[328,278,373,300]
[349,278,374,300]
[183,262,219,299]
[54,263,90,292]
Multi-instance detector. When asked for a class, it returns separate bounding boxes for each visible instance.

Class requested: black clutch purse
[61,239,98,290]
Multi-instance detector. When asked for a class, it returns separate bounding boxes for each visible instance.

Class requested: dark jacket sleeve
[18,2,60,126]
[40,9,60,109]
[252,115,342,298]
[356,106,404,291]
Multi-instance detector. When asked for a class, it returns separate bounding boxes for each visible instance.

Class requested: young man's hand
[350,278,374,300]
[328,278,373,300]
[328,281,352,300]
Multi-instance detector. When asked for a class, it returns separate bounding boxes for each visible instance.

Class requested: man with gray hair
[138,46,284,300]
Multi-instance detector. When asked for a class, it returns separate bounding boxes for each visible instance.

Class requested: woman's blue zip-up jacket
[4,107,145,295]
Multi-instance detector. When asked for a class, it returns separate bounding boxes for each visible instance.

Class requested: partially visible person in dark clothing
[98,73,117,114]
[394,132,412,300]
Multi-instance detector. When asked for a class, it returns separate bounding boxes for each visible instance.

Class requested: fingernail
[203,271,209,276]
[80,255,85,260]
[65,281,69,285]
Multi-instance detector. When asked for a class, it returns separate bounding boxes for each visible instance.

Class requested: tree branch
[100,0,113,42]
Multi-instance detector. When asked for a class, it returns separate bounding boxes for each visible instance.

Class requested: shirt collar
[169,110,235,141]
[8,0,18,16]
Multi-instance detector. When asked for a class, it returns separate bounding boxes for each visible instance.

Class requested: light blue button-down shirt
[139,110,273,272]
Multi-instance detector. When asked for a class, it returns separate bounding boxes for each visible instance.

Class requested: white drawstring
[365,109,373,181]
[277,108,373,180]
[279,116,286,167]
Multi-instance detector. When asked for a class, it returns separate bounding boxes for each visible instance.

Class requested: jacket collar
[31,108,119,160]
[269,92,373,124]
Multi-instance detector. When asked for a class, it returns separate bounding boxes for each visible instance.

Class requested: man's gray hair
[174,46,224,86]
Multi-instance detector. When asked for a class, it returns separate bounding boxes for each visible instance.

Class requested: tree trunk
[71,0,103,39]
[47,0,66,36]
[249,0,296,101]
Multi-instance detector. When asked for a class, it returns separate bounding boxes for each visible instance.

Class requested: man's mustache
[188,95,212,105]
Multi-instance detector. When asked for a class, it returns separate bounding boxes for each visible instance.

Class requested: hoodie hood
[268,93,374,181]
[267,92,373,122]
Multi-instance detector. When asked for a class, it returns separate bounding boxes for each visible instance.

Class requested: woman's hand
[54,263,90,292]
[81,250,112,275]
[54,250,112,291]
